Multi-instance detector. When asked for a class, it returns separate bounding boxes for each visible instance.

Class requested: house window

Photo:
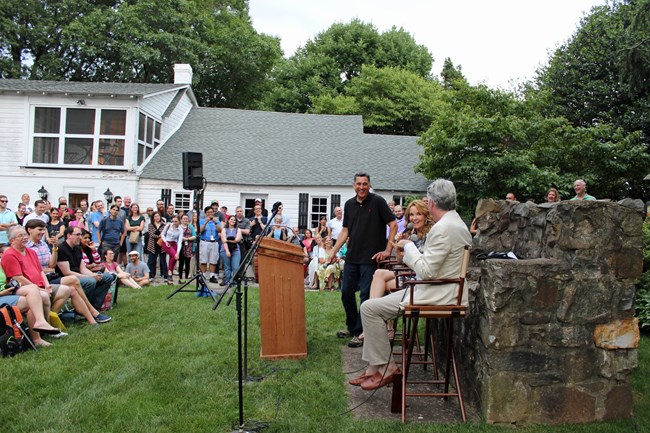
[174,191,193,213]
[138,112,162,166]
[310,196,328,228]
[32,107,126,167]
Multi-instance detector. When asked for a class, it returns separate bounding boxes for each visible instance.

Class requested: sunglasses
[0,200,7,203]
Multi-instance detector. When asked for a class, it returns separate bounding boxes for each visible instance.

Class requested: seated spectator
[350,179,471,390]
[56,226,114,314]
[546,187,561,203]
[24,219,103,325]
[1,227,66,342]
[315,216,329,240]
[125,251,151,287]
[103,250,142,289]
[0,253,58,347]
[307,236,323,289]
[267,216,288,241]
[316,237,343,291]
[571,179,596,201]
[80,231,104,273]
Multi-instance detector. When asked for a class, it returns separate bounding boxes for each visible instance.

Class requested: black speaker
[182,152,203,190]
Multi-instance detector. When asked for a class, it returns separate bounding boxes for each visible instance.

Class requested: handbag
[129,231,139,244]
[156,236,163,247]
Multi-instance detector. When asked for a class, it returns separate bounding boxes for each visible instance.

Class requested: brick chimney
[173,64,193,84]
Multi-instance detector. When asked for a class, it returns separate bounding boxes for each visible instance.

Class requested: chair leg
[401,314,420,423]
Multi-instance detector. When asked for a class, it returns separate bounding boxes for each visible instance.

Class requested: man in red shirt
[2,226,68,343]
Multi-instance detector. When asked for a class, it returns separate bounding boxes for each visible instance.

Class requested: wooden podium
[257,237,307,360]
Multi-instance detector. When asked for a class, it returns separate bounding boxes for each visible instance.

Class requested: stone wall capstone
[463,199,641,424]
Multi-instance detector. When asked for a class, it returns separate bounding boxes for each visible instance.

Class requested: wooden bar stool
[393,245,470,422]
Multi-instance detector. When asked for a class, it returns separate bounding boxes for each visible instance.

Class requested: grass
[1,284,648,433]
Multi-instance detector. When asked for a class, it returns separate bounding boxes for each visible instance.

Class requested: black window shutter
[298,193,309,229]
[330,194,340,217]
[161,189,172,207]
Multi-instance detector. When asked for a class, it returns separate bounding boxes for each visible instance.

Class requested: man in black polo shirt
[56,226,114,316]
[330,172,397,348]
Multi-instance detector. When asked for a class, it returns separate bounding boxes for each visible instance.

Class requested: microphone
[272,201,282,213]
[402,222,413,234]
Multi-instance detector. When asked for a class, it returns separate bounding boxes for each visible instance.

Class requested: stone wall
[461,199,642,424]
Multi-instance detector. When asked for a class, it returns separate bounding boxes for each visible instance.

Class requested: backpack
[0,303,35,356]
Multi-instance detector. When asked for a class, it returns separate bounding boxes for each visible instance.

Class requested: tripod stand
[167,180,218,302]
[214,202,282,433]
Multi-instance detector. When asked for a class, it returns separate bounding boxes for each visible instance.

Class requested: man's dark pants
[79,273,114,310]
[340,262,377,337]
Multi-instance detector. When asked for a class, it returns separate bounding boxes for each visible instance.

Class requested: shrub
[637,219,650,330]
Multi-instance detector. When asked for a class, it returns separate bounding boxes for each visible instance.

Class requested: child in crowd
[103,250,142,289]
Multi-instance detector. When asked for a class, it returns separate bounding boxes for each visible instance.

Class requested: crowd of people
[0,177,598,351]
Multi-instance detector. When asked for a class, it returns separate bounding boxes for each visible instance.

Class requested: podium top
[258,237,305,264]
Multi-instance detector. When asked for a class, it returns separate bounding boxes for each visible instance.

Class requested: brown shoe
[360,368,401,391]
[348,372,373,386]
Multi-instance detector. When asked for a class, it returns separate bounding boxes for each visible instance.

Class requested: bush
[637,219,650,330]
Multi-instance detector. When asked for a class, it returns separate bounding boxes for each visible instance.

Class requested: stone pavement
[341,340,478,423]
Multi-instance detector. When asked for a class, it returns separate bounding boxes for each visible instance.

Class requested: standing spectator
[546,188,561,203]
[23,200,49,225]
[20,193,32,214]
[15,203,27,226]
[505,192,518,202]
[393,205,406,233]
[327,207,343,245]
[89,201,106,243]
[114,196,128,264]
[165,203,177,222]
[69,208,88,231]
[275,203,291,227]
[315,216,330,240]
[125,203,145,256]
[79,199,90,221]
[210,200,226,222]
[99,205,125,259]
[0,194,18,246]
[571,179,596,201]
[234,206,251,258]
[143,206,155,251]
[247,198,268,218]
[248,204,267,240]
[58,202,72,224]
[199,207,222,284]
[155,199,166,222]
[221,206,230,221]
[330,172,397,348]
[45,208,66,247]
[146,212,167,281]
[121,196,132,215]
[178,214,197,283]
[160,215,183,285]
[220,215,242,286]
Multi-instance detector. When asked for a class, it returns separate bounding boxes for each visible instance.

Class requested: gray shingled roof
[141,107,430,192]
[0,79,187,96]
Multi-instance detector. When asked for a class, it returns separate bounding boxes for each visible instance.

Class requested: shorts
[0,294,20,306]
[199,241,219,265]
[48,284,60,300]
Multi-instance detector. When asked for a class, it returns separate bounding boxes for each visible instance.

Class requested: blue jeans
[126,239,142,255]
[220,249,241,285]
[340,262,377,337]
[79,273,115,310]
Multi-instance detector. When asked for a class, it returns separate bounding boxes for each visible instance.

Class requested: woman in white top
[160,215,183,284]
[307,236,324,289]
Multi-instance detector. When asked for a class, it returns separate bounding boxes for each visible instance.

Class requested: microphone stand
[215,202,281,433]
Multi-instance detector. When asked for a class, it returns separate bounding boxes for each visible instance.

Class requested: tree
[0,0,282,108]
[535,0,650,139]
[416,82,650,217]
[263,19,433,112]
[311,65,442,136]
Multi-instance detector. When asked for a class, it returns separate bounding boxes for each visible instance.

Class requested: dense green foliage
[638,219,650,330]
[0,0,282,108]
[262,19,434,113]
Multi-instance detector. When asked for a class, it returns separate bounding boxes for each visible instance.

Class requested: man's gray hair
[427,179,457,211]
[8,225,25,240]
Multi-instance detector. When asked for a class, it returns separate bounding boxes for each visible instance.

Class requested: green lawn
[1,284,648,433]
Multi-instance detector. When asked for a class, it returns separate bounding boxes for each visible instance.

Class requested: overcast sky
[248,0,607,89]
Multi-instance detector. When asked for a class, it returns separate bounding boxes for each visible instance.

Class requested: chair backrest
[405,245,471,311]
